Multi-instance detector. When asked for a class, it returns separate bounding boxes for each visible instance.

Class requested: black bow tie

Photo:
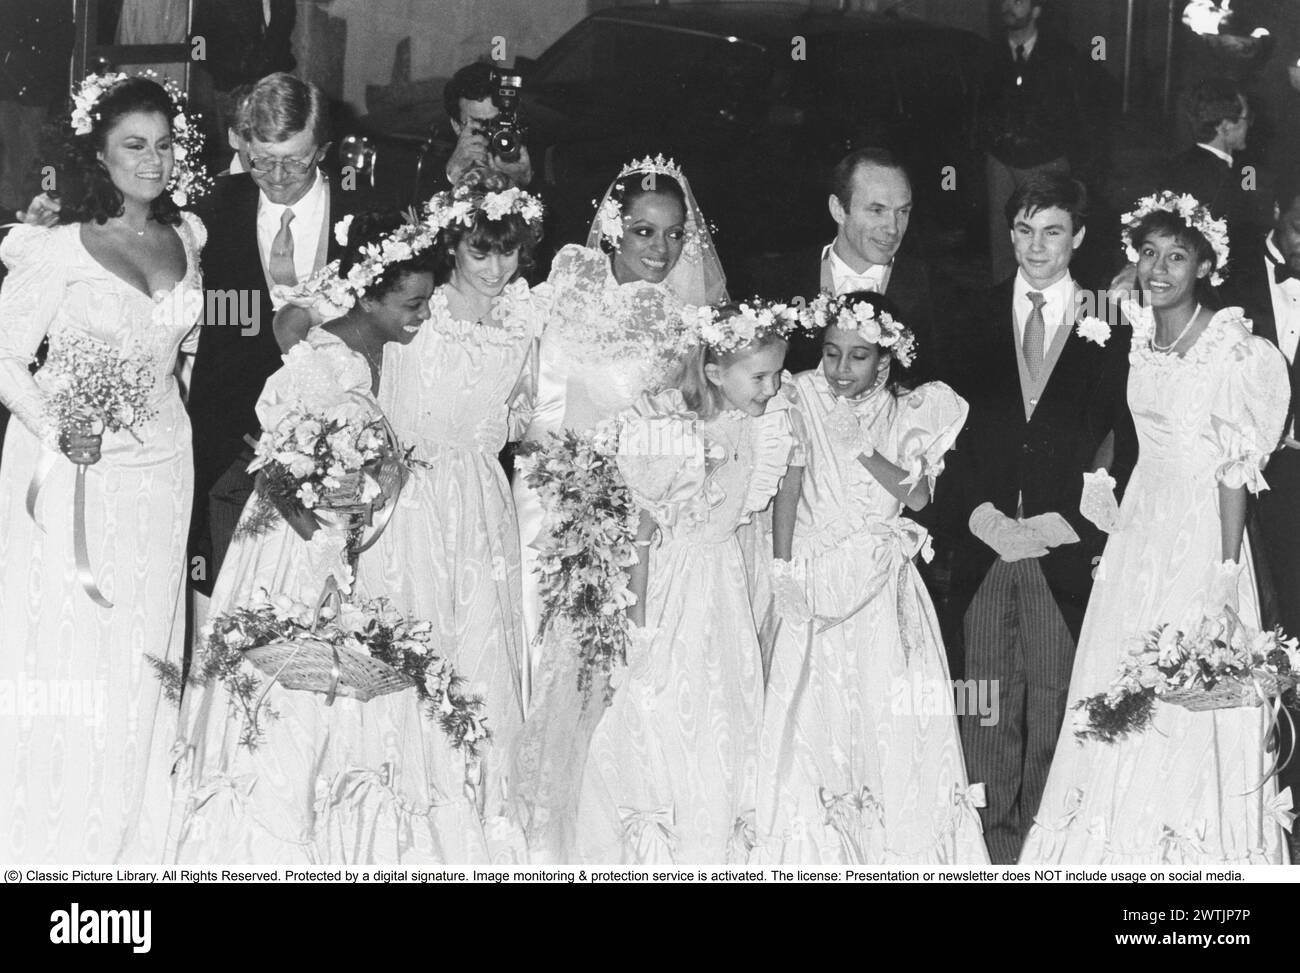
[1270,253,1299,285]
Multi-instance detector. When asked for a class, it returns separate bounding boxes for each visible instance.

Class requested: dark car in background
[357,2,990,283]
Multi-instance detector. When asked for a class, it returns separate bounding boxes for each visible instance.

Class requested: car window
[530,19,769,118]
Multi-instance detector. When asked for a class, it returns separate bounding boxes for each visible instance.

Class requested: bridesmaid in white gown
[356,171,548,837]
[0,77,205,863]
[1021,195,1292,864]
[755,293,988,865]
[168,211,495,864]
[575,308,798,865]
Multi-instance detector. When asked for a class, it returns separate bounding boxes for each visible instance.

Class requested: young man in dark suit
[1163,77,1258,239]
[941,172,1131,863]
[747,147,937,380]
[187,72,389,597]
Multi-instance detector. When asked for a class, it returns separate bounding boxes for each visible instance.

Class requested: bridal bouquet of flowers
[1074,609,1300,744]
[517,421,640,702]
[247,399,389,512]
[39,330,157,444]
[154,586,489,753]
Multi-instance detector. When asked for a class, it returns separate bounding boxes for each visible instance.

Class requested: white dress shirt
[1013,270,1074,349]
[257,168,328,308]
[1266,234,1300,366]
[1009,32,1038,60]
[1195,142,1234,167]
[822,243,891,296]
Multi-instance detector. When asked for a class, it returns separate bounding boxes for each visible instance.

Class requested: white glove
[824,399,874,458]
[1205,559,1242,614]
[969,502,1050,562]
[474,409,509,453]
[772,558,812,625]
[18,192,60,227]
[1080,469,1121,534]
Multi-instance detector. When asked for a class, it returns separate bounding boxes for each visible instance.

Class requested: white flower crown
[806,293,918,368]
[70,71,210,207]
[425,181,544,235]
[1121,191,1230,287]
[688,299,806,354]
[314,209,440,310]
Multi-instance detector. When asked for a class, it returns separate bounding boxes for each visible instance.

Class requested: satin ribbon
[73,464,112,607]
[1159,822,1207,861]
[817,786,883,864]
[951,782,988,812]
[1265,786,1295,833]
[618,805,679,863]
[25,451,56,529]
[1230,672,1297,797]
[812,519,934,667]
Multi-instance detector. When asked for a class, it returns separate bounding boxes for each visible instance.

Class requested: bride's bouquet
[154,584,490,753]
[247,399,388,512]
[517,421,640,702]
[39,329,157,445]
[1074,608,1300,744]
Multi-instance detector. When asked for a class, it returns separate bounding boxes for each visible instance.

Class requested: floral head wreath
[1121,191,1230,287]
[596,153,711,261]
[424,179,544,236]
[806,293,918,368]
[687,298,807,355]
[70,71,211,206]
[316,209,440,310]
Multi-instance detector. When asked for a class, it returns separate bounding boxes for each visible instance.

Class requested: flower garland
[1121,191,1230,287]
[70,71,211,206]
[687,298,808,355]
[425,181,544,234]
[306,209,441,312]
[150,591,490,753]
[1073,609,1299,744]
[805,293,918,367]
[517,422,641,703]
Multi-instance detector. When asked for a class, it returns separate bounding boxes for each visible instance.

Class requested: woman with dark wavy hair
[0,73,208,863]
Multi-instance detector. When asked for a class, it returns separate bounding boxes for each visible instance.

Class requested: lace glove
[823,398,874,459]
[969,502,1050,562]
[1205,559,1243,614]
[772,558,812,625]
[475,408,509,453]
[1080,469,1121,534]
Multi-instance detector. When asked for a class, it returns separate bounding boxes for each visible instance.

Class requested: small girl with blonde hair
[575,301,804,864]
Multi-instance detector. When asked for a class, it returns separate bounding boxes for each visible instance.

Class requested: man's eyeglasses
[248,152,320,175]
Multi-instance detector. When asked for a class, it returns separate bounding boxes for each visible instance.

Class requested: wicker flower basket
[1162,671,1296,712]
[240,576,413,705]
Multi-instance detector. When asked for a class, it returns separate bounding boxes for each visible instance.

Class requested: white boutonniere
[334,215,354,247]
[1076,315,1112,347]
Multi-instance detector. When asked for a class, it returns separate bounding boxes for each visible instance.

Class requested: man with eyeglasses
[186,71,389,601]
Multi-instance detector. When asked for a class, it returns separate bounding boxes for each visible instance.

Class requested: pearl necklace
[1150,303,1201,354]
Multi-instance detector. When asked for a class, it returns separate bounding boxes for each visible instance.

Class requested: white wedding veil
[585,154,728,306]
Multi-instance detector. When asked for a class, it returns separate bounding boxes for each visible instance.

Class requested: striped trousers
[960,558,1076,864]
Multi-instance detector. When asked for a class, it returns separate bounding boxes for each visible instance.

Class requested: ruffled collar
[427,278,536,345]
[1128,305,1252,368]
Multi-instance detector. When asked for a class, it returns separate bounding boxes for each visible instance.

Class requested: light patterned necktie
[269,208,297,287]
[1023,290,1046,381]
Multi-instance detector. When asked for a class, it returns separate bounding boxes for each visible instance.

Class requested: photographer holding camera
[442,61,533,190]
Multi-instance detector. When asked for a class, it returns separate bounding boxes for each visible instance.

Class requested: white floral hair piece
[315,209,440,310]
[425,181,544,235]
[70,70,211,206]
[1121,191,1230,287]
[806,293,918,368]
[688,299,805,355]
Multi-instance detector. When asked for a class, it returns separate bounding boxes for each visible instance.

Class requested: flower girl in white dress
[574,301,802,864]
[755,292,988,865]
